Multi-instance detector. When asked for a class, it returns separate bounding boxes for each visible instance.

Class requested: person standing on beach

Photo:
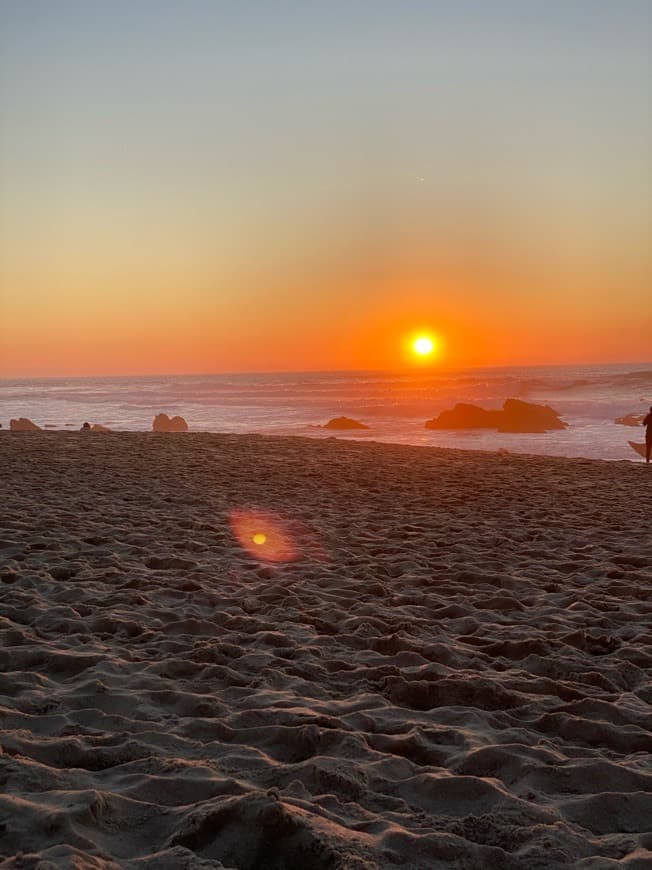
[644,406,652,463]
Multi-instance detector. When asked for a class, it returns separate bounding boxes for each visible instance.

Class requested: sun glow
[400,328,447,366]
[413,336,434,356]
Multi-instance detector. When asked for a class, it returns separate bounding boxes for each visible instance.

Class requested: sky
[1,0,650,376]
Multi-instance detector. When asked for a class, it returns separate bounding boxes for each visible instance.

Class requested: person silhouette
[644,406,652,464]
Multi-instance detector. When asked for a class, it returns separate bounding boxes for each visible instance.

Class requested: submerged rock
[323,417,370,430]
[152,413,188,432]
[9,418,41,431]
[615,414,644,427]
[426,399,567,433]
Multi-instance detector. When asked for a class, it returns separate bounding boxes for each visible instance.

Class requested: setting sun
[412,335,436,357]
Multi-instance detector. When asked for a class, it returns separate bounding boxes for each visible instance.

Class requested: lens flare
[228,507,329,564]
[229,508,299,562]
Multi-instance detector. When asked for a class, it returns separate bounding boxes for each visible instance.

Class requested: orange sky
[1,3,650,377]
[2,202,649,376]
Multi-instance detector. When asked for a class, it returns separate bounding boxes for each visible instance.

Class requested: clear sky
[1,0,650,376]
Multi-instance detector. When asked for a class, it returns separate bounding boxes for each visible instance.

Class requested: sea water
[1,363,650,461]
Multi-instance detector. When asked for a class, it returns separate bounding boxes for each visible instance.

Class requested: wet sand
[0,432,651,869]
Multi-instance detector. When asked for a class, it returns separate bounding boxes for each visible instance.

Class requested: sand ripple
[0,433,651,868]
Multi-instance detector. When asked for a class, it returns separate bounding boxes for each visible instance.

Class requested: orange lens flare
[228,508,299,563]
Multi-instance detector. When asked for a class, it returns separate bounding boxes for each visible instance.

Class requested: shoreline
[1,432,651,868]
[0,426,648,464]
[2,360,650,465]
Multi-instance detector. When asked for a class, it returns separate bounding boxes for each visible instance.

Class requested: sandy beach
[0,432,650,869]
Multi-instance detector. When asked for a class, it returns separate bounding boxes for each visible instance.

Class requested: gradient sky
[1,0,650,376]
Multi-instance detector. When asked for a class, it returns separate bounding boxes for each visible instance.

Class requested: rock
[425,399,567,433]
[498,399,567,433]
[322,417,370,430]
[425,403,503,430]
[615,414,644,427]
[82,422,111,432]
[9,418,41,431]
[152,413,188,432]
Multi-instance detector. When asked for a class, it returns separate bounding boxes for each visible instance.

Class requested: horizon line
[1,359,652,382]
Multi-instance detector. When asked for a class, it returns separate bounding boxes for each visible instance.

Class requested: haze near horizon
[1,1,650,378]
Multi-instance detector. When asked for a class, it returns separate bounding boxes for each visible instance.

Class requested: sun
[402,329,444,365]
[412,335,435,357]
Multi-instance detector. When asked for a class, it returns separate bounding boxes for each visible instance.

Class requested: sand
[0,432,650,869]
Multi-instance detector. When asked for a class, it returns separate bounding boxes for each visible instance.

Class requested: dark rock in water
[498,399,567,433]
[615,414,644,427]
[9,418,41,431]
[323,417,370,430]
[425,403,503,430]
[82,422,111,432]
[153,413,188,432]
[425,399,567,433]
[80,423,111,432]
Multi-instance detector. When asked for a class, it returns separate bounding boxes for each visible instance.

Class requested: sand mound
[0,433,650,868]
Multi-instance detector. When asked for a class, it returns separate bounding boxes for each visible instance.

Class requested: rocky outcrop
[81,421,111,432]
[425,403,503,430]
[152,413,188,432]
[615,414,644,427]
[498,399,567,432]
[426,399,567,433]
[9,418,41,431]
[323,417,370,430]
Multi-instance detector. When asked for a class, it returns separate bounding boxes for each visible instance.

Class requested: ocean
[1,363,650,461]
